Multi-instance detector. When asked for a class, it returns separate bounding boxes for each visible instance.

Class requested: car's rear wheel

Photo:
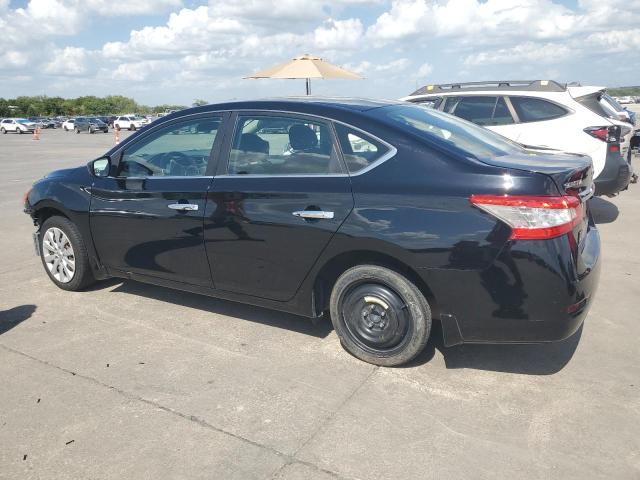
[129,124,136,131]
[1,127,5,134]
[330,265,431,366]
[40,216,95,291]
[75,127,80,134]
[17,128,23,134]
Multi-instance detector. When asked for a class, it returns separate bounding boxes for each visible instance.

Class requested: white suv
[113,115,148,131]
[401,80,633,196]
[1,118,37,134]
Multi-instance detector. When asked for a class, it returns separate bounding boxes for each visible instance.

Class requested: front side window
[227,114,343,175]
[334,124,390,174]
[118,116,221,177]
[509,96,568,123]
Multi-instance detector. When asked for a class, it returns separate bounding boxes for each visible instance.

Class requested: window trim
[215,109,397,179]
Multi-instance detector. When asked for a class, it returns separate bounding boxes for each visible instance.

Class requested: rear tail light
[470,195,583,240]
[583,125,620,143]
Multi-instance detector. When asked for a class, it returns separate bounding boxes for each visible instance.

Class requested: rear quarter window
[509,96,568,123]
[334,124,391,174]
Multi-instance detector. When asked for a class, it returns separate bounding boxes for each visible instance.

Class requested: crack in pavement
[0,343,351,480]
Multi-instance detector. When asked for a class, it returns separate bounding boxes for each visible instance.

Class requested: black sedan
[23,98,600,366]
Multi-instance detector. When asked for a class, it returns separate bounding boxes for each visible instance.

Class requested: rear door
[90,113,225,286]
[204,111,354,301]
[505,95,574,150]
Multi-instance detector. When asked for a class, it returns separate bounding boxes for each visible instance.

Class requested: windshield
[377,104,524,160]
[16,119,31,124]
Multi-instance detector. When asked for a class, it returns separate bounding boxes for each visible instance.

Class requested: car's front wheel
[330,265,432,366]
[40,216,95,291]
[17,128,23,134]
[129,124,136,131]
[1,127,5,134]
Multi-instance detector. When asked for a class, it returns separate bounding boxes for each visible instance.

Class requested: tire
[17,128,23,134]
[40,216,96,291]
[75,128,80,134]
[330,265,431,367]
[129,124,136,131]
[89,128,95,134]
[1,127,5,134]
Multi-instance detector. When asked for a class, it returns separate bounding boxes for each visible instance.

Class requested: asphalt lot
[1,128,639,479]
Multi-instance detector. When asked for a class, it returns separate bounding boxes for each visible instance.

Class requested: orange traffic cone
[114,126,120,145]
[32,126,41,141]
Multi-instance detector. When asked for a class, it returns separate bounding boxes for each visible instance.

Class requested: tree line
[607,86,640,97]
[0,95,189,118]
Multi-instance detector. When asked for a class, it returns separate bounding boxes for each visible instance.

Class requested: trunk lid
[479,150,594,199]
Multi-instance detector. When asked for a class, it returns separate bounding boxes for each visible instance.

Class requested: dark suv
[23,98,600,366]
[74,117,109,134]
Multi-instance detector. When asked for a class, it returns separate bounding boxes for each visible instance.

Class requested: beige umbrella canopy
[245,54,362,95]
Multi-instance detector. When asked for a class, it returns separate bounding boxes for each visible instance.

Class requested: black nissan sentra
[24,98,600,366]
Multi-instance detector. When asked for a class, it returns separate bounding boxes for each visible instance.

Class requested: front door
[204,112,354,301]
[90,114,224,287]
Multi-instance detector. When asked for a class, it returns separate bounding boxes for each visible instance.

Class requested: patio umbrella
[245,54,362,95]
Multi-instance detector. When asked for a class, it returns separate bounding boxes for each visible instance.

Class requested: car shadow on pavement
[0,305,37,335]
[589,197,619,224]
[406,321,583,375]
[108,280,333,338]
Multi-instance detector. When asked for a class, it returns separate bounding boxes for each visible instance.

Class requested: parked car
[615,96,634,104]
[1,118,37,134]
[62,118,77,131]
[113,115,149,131]
[599,92,636,126]
[73,117,109,134]
[23,98,600,366]
[28,117,57,129]
[401,80,632,196]
[95,116,114,128]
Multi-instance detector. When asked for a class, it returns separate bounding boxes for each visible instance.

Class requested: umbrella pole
[306,78,310,95]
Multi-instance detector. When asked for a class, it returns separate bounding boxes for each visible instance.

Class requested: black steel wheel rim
[340,282,412,353]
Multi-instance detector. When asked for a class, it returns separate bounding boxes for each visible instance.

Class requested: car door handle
[168,203,198,211]
[292,210,334,219]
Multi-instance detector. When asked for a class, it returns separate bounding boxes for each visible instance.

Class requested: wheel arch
[32,201,71,227]
[312,250,440,320]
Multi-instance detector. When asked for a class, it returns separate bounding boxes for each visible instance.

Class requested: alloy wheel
[42,227,76,283]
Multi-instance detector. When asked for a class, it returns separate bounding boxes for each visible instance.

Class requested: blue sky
[1,0,639,106]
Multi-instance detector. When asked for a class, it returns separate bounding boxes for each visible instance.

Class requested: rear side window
[410,97,442,109]
[509,97,568,123]
[227,114,343,175]
[444,96,514,126]
[334,124,390,174]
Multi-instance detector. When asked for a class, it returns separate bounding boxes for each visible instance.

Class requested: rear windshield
[378,104,524,160]
[574,92,612,118]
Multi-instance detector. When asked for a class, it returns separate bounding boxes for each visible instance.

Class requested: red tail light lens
[584,126,619,143]
[470,195,583,240]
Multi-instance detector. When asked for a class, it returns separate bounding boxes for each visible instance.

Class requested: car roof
[194,97,402,113]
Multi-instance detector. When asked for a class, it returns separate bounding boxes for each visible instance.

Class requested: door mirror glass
[92,157,110,177]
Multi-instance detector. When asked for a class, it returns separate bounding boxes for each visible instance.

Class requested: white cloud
[464,41,573,66]
[44,47,89,75]
[85,0,182,16]
[314,18,364,49]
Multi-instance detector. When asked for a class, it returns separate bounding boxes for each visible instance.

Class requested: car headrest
[288,124,318,150]
[238,133,269,154]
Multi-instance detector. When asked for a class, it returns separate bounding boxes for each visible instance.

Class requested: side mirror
[90,157,111,177]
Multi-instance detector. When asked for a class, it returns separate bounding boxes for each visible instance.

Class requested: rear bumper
[422,223,601,345]
[594,148,631,196]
